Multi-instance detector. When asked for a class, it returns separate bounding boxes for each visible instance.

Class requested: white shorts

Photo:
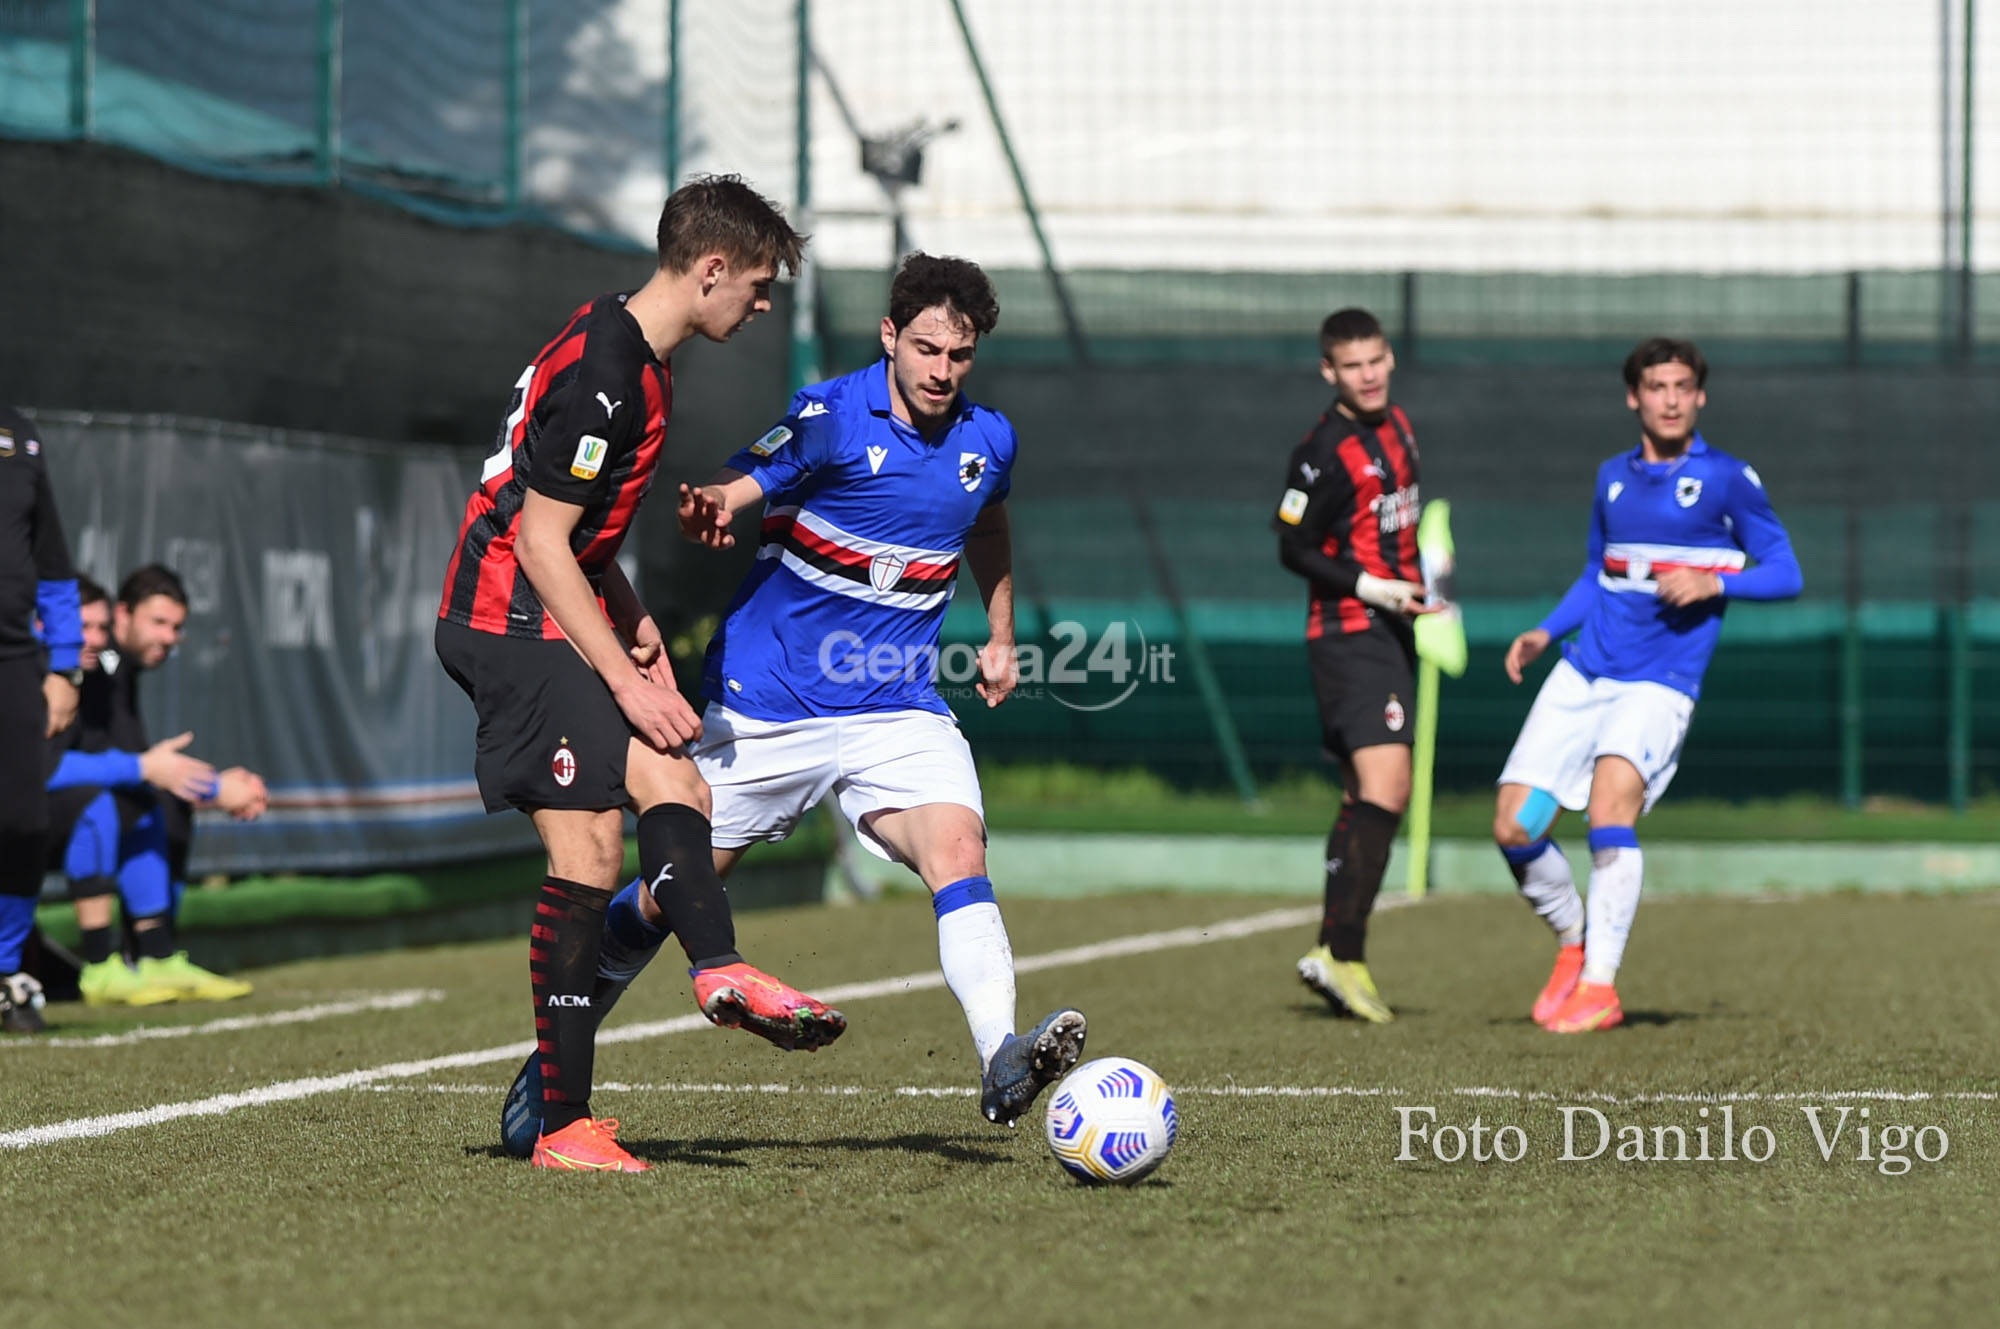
[693,704,985,862]
[1497,658,1695,815]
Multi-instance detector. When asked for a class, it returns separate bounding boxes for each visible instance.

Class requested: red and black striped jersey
[439,293,671,639]
[1272,403,1420,640]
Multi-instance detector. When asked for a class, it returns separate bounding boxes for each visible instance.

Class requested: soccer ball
[1043,1056,1178,1184]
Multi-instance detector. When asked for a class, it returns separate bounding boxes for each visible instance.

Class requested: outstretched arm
[964,500,1018,708]
[676,468,768,549]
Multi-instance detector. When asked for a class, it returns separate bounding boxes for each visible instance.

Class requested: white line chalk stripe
[0,906,1318,1150]
[372,1082,2000,1104]
[3,991,446,1050]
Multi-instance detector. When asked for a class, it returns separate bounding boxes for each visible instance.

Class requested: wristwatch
[54,667,85,687]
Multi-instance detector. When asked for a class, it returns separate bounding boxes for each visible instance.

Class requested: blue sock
[0,894,34,973]
[64,793,120,881]
[116,809,174,919]
[598,878,667,984]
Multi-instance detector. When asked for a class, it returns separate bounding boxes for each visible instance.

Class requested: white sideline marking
[372,1081,1999,1104]
[4,991,446,1050]
[0,906,1317,1150]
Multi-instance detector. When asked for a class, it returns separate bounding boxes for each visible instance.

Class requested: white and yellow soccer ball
[1043,1056,1178,1184]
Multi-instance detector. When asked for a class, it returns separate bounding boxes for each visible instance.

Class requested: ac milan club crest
[551,744,578,788]
[1384,694,1406,733]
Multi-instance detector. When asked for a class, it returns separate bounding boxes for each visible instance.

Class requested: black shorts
[435,619,631,814]
[1307,624,1417,761]
[0,653,50,894]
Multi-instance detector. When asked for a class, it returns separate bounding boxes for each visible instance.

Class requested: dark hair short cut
[1623,337,1708,389]
[887,253,1000,337]
[76,575,109,608]
[1320,308,1385,359]
[656,174,806,277]
[118,564,188,611]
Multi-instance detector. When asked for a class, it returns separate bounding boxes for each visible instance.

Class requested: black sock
[532,877,613,1133]
[1325,801,1401,961]
[80,927,116,966]
[133,916,175,961]
[1316,807,1355,949]
[636,805,740,970]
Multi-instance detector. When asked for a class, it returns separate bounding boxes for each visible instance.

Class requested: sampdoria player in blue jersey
[1491,338,1801,1034]
[499,254,1083,1154]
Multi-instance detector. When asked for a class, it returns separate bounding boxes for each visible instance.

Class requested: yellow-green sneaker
[1297,946,1395,1023]
[134,952,253,1002]
[79,958,180,1007]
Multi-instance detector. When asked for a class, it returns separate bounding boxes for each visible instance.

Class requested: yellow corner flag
[1408,500,1465,898]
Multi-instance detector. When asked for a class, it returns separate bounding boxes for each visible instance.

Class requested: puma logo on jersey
[1362,462,1387,480]
[798,401,829,419]
[595,391,622,418]
[867,445,888,475]
[1298,463,1321,485]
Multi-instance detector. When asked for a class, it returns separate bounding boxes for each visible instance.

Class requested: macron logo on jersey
[798,401,829,419]
[867,445,888,475]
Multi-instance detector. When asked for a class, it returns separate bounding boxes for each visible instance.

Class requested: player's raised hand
[1656,567,1724,607]
[677,482,735,549]
[975,639,1019,708]
[1504,628,1551,684]
[215,767,270,821]
[614,672,704,751]
[140,731,220,804]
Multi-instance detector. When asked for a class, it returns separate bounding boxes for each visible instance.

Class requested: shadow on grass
[465,1132,1011,1168]
[626,1132,1013,1169]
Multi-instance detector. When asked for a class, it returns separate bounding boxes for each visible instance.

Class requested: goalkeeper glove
[1355,572,1427,615]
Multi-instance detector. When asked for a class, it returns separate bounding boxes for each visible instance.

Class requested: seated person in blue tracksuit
[48,571,268,1005]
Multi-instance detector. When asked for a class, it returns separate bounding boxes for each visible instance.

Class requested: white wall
[593,0,1996,274]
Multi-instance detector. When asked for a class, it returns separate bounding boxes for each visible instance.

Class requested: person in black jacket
[0,405,83,1034]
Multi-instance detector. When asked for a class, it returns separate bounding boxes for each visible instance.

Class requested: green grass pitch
[3,890,1995,1328]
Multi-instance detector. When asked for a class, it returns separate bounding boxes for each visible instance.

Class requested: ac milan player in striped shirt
[435,175,843,1173]
[1273,308,1437,1024]
[1492,339,1800,1034]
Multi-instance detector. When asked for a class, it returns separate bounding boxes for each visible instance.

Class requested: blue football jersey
[1540,435,1802,698]
[702,359,1017,720]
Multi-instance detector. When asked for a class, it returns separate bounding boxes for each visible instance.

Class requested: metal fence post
[504,0,526,213]
[316,0,343,186]
[790,0,820,392]
[1841,507,1864,807]
[664,0,682,191]
[67,0,93,139]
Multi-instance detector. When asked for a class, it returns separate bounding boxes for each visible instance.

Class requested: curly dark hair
[1622,336,1708,389]
[887,252,1000,337]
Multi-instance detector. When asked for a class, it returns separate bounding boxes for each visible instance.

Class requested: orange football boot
[692,962,846,1051]
[1531,944,1586,1027]
[531,1117,650,1172]
[1543,980,1624,1034]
